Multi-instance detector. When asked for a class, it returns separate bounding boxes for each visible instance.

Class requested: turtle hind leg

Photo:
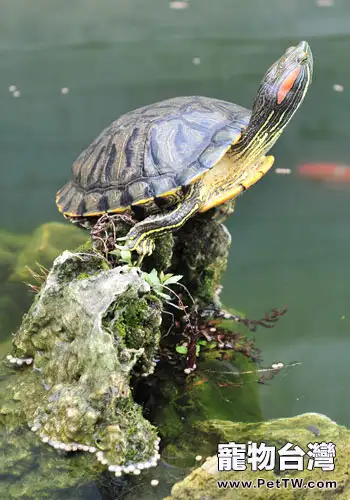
[116,184,201,261]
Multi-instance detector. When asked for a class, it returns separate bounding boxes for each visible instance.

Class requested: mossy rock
[10,222,87,282]
[0,229,31,281]
[172,215,231,308]
[166,413,349,499]
[5,251,161,474]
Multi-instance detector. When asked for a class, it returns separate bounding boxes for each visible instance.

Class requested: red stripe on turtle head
[277,67,301,105]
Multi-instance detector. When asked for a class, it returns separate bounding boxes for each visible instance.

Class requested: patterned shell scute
[63,96,251,214]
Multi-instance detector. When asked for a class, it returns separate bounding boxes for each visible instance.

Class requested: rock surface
[3,251,163,473]
[166,413,349,499]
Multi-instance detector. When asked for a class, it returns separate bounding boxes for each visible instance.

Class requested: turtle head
[254,40,313,119]
[238,41,313,162]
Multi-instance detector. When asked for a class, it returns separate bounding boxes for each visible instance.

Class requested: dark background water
[1,0,350,494]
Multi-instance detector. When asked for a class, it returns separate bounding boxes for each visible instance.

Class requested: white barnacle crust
[133,469,141,475]
[115,471,122,477]
[7,355,34,366]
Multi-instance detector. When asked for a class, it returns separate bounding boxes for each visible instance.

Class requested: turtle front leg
[117,184,201,263]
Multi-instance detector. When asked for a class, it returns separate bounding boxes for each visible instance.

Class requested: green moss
[0,229,31,281]
[166,414,350,499]
[143,233,174,273]
[0,416,94,500]
[4,252,161,473]
[74,239,94,253]
[10,222,87,282]
[76,272,90,280]
[104,292,162,372]
[172,215,230,308]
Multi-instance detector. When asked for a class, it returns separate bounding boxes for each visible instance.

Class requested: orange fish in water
[298,163,350,182]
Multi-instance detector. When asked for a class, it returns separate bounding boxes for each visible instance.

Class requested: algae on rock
[172,213,231,309]
[166,413,348,499]
[1,208,258,494]
[10,222,87,282]
[4,250,162,472]
[0,229,30,282]
[92,211,232,310]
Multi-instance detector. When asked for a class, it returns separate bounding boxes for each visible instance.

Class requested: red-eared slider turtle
[56,41,313,261]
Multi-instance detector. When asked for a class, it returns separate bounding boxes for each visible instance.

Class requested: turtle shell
[56,96,250,218]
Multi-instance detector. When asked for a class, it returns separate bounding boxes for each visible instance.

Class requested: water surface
[1,0,350,497]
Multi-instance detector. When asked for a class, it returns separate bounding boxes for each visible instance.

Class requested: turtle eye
[297,51,309,64]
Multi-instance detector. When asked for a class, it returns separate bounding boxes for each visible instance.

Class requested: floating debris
[275,168,291,175]
[8,84,17,93]
[13,90,21,98]
[333,84,344,92]
[169,1,188,9]
[61,87,69,95]
[192,57,201,65]
[271,362,284,370]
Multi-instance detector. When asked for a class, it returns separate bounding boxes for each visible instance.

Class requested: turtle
[56,41,313,262]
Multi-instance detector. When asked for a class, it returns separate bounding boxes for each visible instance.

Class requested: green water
[1,0,350,497]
